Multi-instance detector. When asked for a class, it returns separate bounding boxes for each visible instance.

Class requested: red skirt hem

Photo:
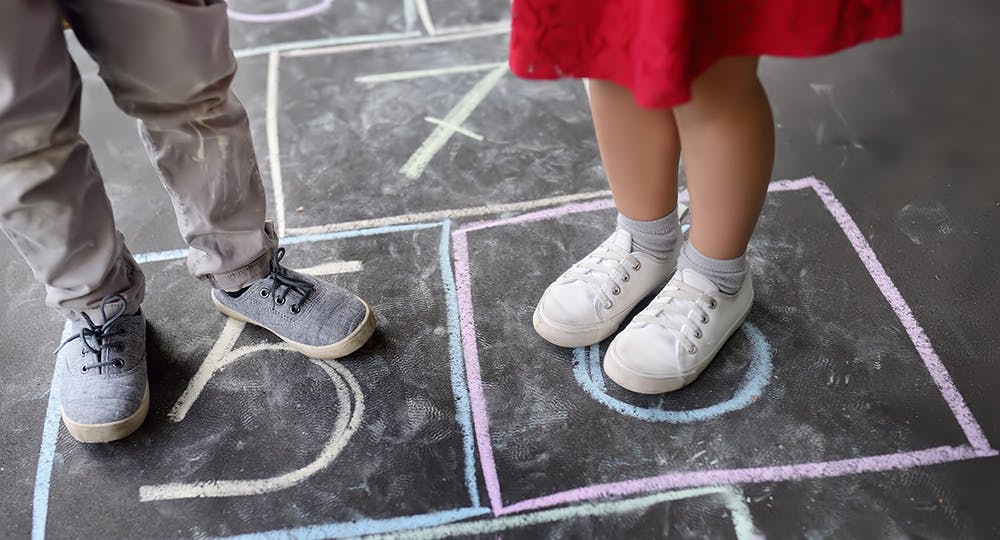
[509,1,902,108]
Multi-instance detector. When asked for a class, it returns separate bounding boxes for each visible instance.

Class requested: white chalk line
[365,485,757,540]
[284,191,613,237]
[140,347,364,501]
[424,117,483,141]
[168,318,246,423]
[284,24,509,58]
[355,62,506,84]
[403,0,416,32]
[414,0,436,35]
[434,20,511,36]
[296,260,364,276]
[400,64,508,179]
[265,51,287,238]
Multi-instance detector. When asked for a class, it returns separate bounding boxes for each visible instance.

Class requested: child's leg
[674,56,774,265]
[602,57,774,394]
[588,80,680,221]
[532,80,682,347]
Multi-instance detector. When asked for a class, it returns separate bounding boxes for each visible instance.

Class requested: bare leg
[588,79,680,220]
[531,80,682,348]
[674,57,774,259]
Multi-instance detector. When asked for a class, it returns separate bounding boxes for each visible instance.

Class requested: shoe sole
[212,294,377,360]
[62,384,149,443]
[532,307,621,348]
[603,298,754,395]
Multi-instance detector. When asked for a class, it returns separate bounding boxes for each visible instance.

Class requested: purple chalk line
[452,176,995,515]
[498,446,996,515]
[806,177,991,450]
[452,231,506,514]
[458,199,616,235]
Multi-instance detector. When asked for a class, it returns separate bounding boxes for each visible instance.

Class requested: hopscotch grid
[30,221,484,539]
[29,13,782,539]
[450,176,996,515]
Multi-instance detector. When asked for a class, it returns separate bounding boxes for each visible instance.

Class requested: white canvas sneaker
[604,267,754,394]
[533,229,681,348]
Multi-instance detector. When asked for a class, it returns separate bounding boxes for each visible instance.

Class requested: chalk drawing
[30,322,72,540]
[296,259,363,276]
[285,190,611,237]
[284,24,509,58]
[803,177,991,450]
[400,64,507,179]
[573,323,773,423]
[414,0,437,35]
[234,31,423,59]
[403,0,416,32]
[168,317,246,423]
[266,51,287,238]
[424,117,484,141]
[140,342,363,501]
[361,486,758,540]
[450,177,996,517]
[228,0,333,23]
[438,221,482,507]
[355,62,506,84]
[31,221,496,538]
[212,487,755,539]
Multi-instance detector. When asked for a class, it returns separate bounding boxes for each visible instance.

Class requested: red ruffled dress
[509,0,902,108]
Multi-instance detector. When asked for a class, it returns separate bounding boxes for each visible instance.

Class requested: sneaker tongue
[610,229,633,252]
[679,268,720,295]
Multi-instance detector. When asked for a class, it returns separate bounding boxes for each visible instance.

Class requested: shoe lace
[266,248,315,312]
[560,236,641,310]
[55,294,129,373]
[634,280,718,354]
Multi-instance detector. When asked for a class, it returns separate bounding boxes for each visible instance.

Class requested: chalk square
[227,0,416,54]
[273,32,606,235]
[452,177,995,515]
[38,224,480,538]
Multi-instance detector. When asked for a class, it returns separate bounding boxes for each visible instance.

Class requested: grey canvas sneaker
[211,248,375,359]
[56,295,148,443]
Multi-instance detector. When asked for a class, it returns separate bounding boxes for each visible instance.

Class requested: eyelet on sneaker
[612,286,621,295]
[113,359,124,368]
[275,296,285,305]
[631,262,641,271]
[688,345,697,354]
[700,315,710,324]
[118,328,127,335]
[694,329,702,339]
[708,299,718,309]
[290,304,301,314]
[621,274,630,282]
[603,301,613,310]
[259,289,269,298]
[81,349,88,357]
[113,343,125,352]
[80,366,88,373]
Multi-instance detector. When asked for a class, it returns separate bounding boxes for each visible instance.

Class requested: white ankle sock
[616,209,679,261]
[677,241,746,294]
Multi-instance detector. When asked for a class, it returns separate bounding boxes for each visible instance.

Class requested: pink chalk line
[451,176,995,515]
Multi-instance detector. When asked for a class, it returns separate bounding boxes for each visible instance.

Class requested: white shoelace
[559,237,641,310]
[634,280,718,354]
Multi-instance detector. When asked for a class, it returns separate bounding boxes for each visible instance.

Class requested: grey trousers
[0,0,277,320]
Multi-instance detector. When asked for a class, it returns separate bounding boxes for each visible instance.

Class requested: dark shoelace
[266,248,315,313]
[55,294,129,373]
